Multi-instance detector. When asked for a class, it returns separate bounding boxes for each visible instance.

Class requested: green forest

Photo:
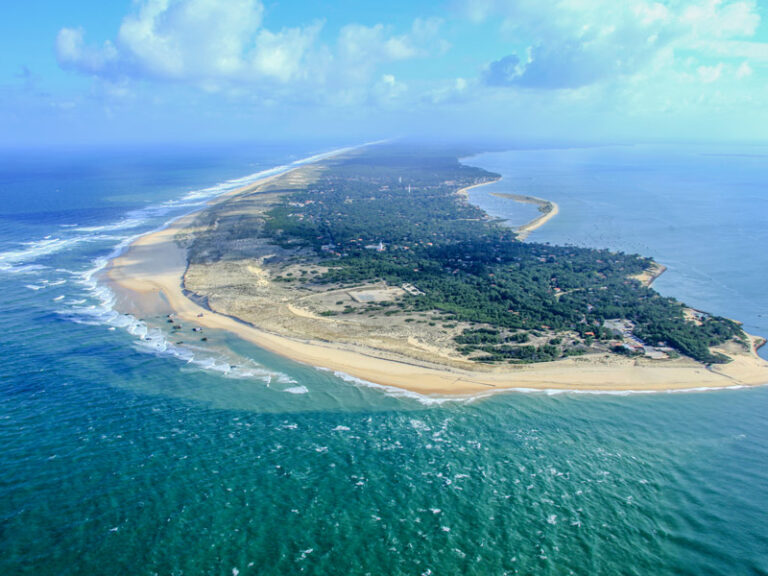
[257,145,742,364]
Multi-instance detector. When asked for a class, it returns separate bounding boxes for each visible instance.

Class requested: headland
[104,145,768,395]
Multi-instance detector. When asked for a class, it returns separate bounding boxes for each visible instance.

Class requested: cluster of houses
[603,318,674,359]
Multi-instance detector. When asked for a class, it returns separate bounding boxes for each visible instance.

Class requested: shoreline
[457,178,560,241]
[491,192,560,240]
[103,161,768,397]
[632,261,668,288]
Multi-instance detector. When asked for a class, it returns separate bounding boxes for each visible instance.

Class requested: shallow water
[0,142,766,575]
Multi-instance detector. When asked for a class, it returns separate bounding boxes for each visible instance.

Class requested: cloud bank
[56,0,442,104]
[39,0,768,142]
[477,0,762,90]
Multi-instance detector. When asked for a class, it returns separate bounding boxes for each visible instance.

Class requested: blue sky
[2,0,767,146]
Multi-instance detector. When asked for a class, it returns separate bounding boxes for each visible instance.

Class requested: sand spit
[104,165,768,397]
[456,178,559,241]
[489,192,560,240]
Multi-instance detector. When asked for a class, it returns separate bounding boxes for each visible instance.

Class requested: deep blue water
[0,143,766,575]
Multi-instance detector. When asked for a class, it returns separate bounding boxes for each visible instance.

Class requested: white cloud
[58,0,271,82]
[471,0,763,90]
[736,60,753,78]
[697,62,723,83]
[323,18,445,101]
[371,74,408,104]
[115,0,265,79]
[251,23,324,83]
[56,28,119,75]
[56,0,442,107]
[51,0,766,135]
[680,0,759,39]
[337,18,444,79]
[696,39,768,61]
[424,76,475,105]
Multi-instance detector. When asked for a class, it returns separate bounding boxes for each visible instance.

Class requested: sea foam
[4,143,400,391]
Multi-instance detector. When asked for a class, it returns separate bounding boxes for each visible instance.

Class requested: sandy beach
[103,169,768,397]
[490,192,560,240]
[457,179,560,241]
[632,261,668,288]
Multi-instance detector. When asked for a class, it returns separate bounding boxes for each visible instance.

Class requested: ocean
[1,142,766,575]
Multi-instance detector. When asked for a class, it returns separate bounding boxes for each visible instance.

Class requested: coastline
[456,178,560,241]
[103,162,768,397]
[632,261,667,288]
[490,192,560,240]
[456,179,502,197]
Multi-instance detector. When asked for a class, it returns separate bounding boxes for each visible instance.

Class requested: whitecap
[284,385,309,395]
[49,145,367,387]
[331,370,467,406]
[4,264,49,275]
[0,235,112,272]
[59,243,293,386]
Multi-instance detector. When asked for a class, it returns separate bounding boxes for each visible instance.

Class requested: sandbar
[457,179,559,241]
[490,192,560,240]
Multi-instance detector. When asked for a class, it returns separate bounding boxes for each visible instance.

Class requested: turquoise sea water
[1,143,767,575]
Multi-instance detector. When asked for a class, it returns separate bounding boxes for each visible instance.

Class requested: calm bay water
[1,143,766,575]
[466,144,768,358]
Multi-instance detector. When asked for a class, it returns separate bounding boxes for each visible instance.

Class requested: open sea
[1,142,767,575]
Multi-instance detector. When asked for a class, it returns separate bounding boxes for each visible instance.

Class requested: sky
[2,0,767,146]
